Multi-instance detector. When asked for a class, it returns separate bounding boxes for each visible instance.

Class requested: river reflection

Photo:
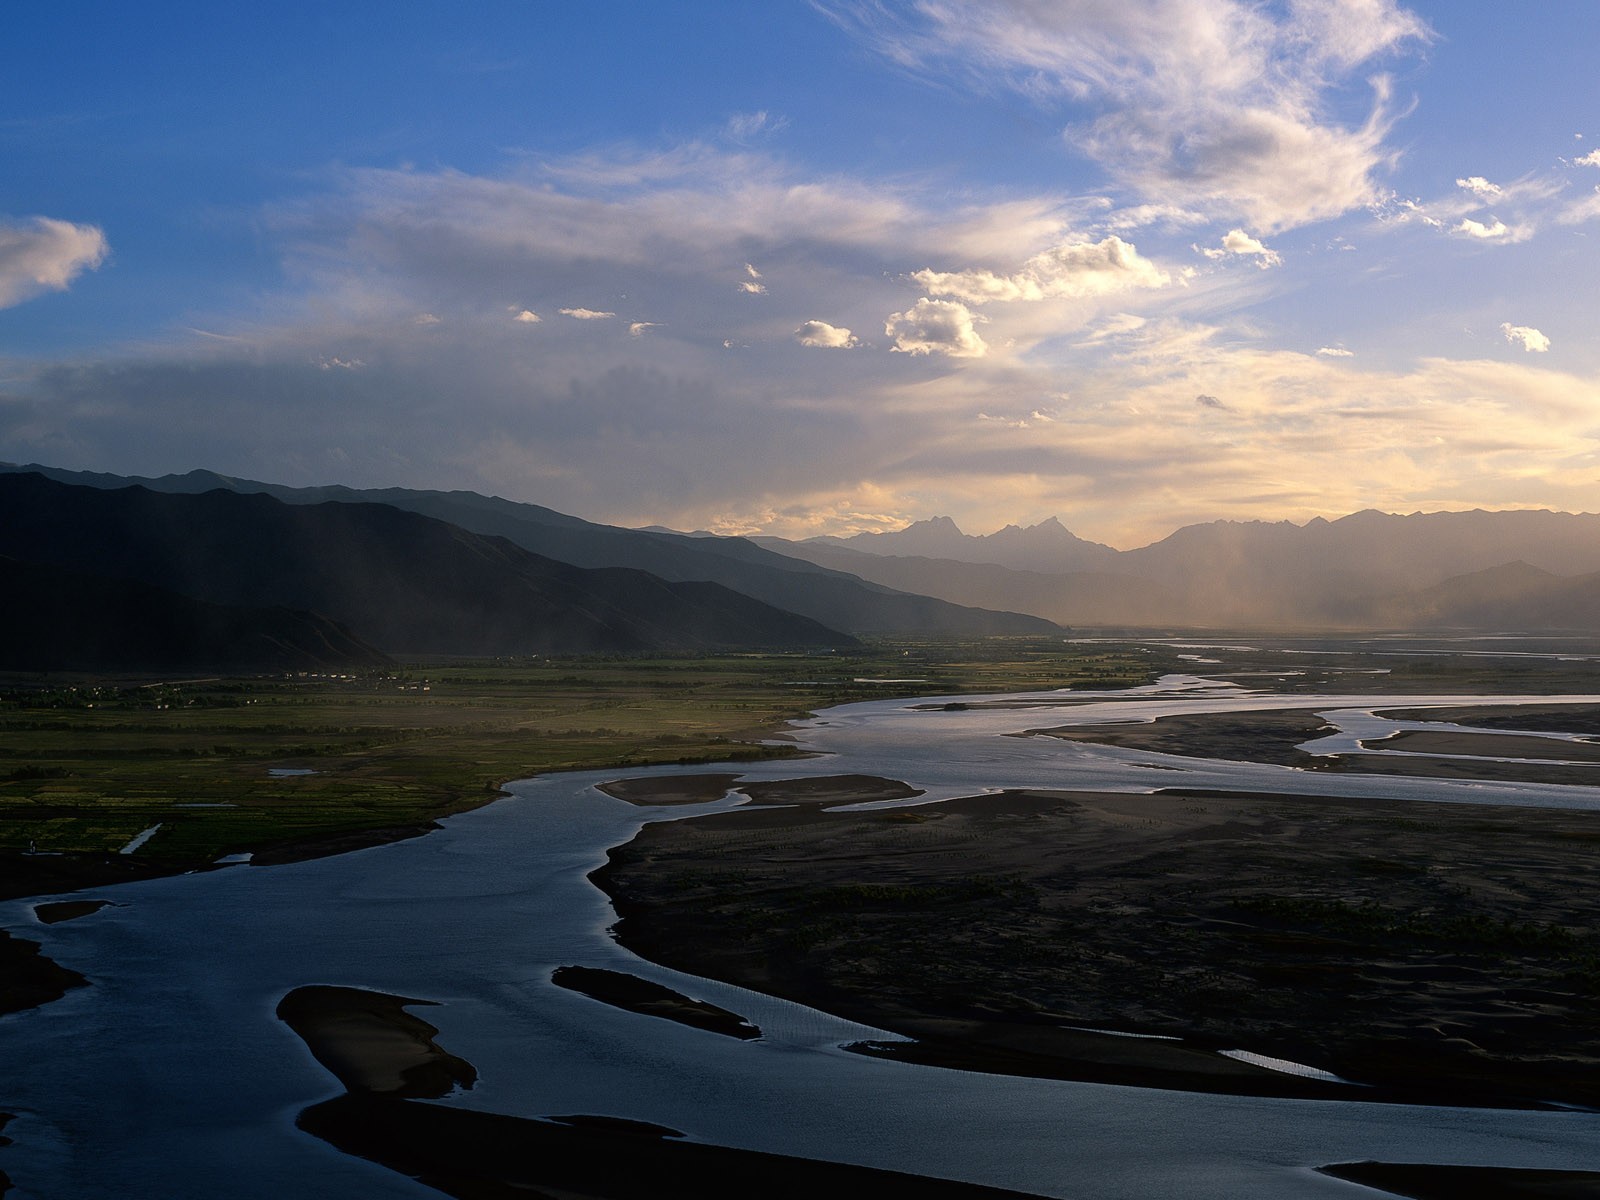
[4,676,1600,1198]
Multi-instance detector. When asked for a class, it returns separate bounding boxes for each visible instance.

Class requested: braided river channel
[7,673,1600,1197]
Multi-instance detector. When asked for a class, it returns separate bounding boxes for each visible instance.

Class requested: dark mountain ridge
[17,461,1600,633]
[0,474,852,657]
[0,464,1056,638]
[0,555,391,673]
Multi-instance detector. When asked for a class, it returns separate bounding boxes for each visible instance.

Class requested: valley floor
[596,699,1600,1111]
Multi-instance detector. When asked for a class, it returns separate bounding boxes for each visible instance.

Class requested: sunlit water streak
[4,675,1600,1198]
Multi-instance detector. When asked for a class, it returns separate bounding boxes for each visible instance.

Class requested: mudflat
[1038,705,1600,786]
[1366,728,1600,762]
[596,783,1600,1108]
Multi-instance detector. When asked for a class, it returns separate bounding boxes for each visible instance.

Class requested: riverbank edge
[278,984,1054,1200]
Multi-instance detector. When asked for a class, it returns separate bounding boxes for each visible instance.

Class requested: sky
[3,1,1599,549]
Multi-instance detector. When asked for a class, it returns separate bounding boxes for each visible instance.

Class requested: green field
[0,639,1164,870]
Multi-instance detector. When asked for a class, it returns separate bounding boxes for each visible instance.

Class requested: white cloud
[1501,322,1551,353]
[820,0,1430,232]
[414,312,442,325]
[1574,149,1600,167]
[318,356,365,370]
[795,320,860,349]
[1453,217,1514,240]
[559,307,616,320]
[737,281,767,294]
[1198,229,1281,268]
[1456,176,1502,199]
[0,215,109,308]
[912,235,1169,304]
[1316,346,1355,357]
[745,263,762,279]
[885,297,988,357]
[628,321,661,336]
[512,308,542,323]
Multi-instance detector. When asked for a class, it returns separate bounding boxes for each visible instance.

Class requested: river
[4,675,1600,1198]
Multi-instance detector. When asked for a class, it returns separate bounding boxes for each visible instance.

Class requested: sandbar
[1037,707,1600,786]
[275,985,476,1099]
[598,773,923,809]
[1366,728,1600,762]
[280,986,1048,1199]
[735,774,923,807]
[296,1091,1052,1199]
[33,899,110,925]
[1320,1161,1600,1198]
[551,965,760,1039]
[598,773,741,805]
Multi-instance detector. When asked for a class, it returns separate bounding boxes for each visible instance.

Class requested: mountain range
[0,467,1055,672]
[760,510,1600,632]
[5,465,1054,640]
[0,474,855,668]
[10,459,1600,674]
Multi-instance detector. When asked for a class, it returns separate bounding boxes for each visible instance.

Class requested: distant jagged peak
[906,514,965,535]
[822,510,1121,574]
[989,514,1103,544]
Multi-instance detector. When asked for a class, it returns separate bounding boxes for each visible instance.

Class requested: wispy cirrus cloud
[724,110,789,143]
[1377,171,1563,244]
[0,215,109,308]
[817,0,1430,232]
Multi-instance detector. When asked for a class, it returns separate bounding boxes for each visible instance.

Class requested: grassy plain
[0,638,1160,876]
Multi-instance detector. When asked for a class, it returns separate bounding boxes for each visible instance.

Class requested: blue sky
[4,1,1599,547]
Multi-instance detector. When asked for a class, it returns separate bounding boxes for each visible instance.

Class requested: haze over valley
[10,461,1600,678]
